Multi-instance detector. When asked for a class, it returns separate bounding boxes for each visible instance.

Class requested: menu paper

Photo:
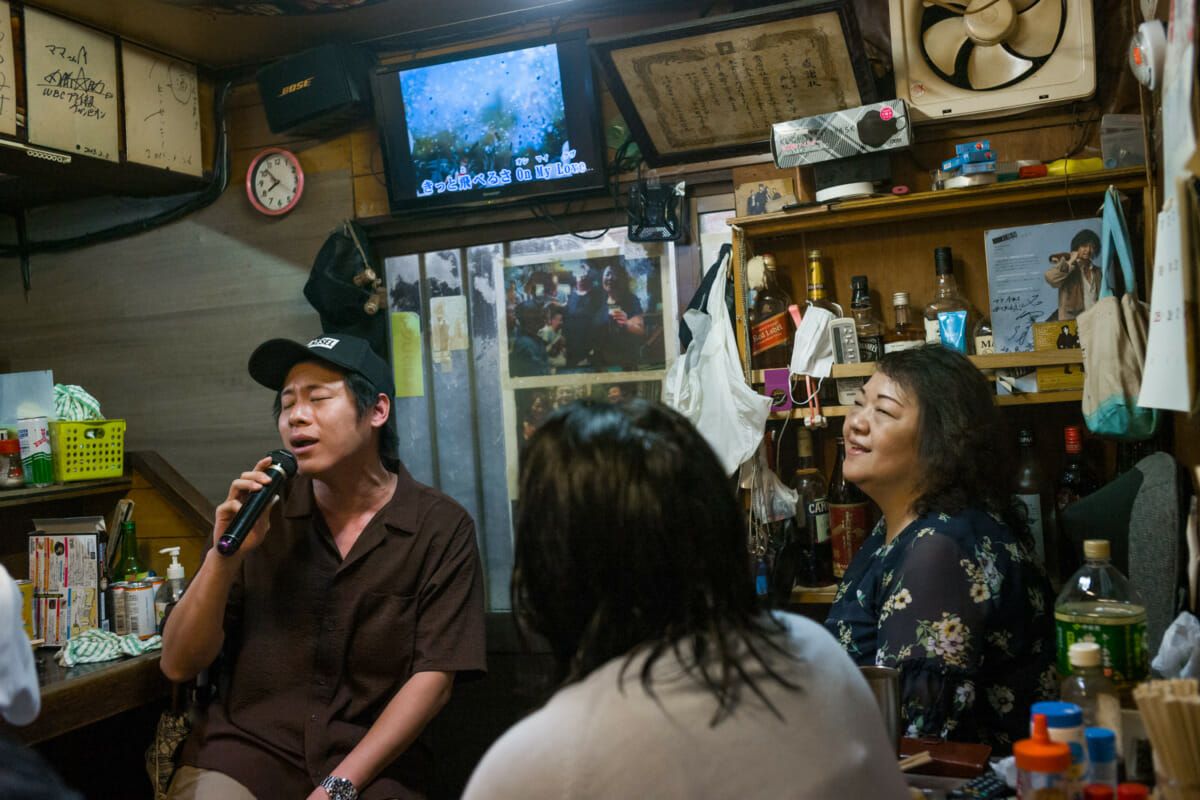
[24,8,119,162]
[0,1,15,136]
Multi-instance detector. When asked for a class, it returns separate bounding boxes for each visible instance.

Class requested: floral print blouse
[824,509,1057,755]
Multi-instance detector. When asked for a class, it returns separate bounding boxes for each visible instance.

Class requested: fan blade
[1008,0,1064,58]
[968,43,1035,88]
[924,16,972,76]
[1012,0,1038,10]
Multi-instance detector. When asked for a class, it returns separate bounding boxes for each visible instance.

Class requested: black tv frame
[370,29,608,217]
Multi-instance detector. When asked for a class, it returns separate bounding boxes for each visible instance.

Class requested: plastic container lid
[1084,539,1112,560]
[1086,727,1117,762]
[1015,713,1072,772]
[1069,641,1104,667]
[0,438,19,454]
[1084,786,1114,800]
[1031,701,1084,728]
[1117,785,1150,800]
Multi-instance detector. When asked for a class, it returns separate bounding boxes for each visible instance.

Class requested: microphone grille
[269,449,298,477]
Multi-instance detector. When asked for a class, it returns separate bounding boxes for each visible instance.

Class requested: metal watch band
[321,775,358,800]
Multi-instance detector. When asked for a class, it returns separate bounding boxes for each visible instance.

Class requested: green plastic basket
[50,419,126,482]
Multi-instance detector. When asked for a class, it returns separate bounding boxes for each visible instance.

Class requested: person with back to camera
[462,399,909,799]
[825,345,1056,756]
[160,333,486,800]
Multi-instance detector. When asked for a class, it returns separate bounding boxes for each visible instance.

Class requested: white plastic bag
[664,252,771,475]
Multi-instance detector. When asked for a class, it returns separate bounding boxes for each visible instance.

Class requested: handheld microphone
[216,449,298,556]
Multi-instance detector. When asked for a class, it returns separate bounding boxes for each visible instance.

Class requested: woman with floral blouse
[824,345,1056,755]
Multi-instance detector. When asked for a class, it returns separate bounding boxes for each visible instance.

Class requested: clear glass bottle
[922,247,972,352]
[750,254,795,371]
[1061,641,1122,752]
[1054,539,1149,691]
[828,436,870,579]
[849,275,884,363]
[791,428,832,586]
[1015,428,1053,569]
[882,291,925,354]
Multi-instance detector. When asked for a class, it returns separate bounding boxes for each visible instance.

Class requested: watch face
[247,149,304,215]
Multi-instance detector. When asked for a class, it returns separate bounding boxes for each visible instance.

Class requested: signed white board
[122,43,202,176]
[24,8,119,162]
[0,2,16,137]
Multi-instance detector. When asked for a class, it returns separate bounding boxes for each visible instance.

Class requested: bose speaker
[257,45,374,138]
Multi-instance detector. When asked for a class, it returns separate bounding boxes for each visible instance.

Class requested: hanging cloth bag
[1076,187,1159,440]
[664,247,771,475]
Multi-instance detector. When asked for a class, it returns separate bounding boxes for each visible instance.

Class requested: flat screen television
[371,30,606,215]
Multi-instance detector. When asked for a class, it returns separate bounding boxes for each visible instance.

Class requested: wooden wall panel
[0,83,355,502]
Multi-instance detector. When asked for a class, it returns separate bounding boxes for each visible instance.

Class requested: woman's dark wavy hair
[875,346,1031,547]
[512,399,794,723]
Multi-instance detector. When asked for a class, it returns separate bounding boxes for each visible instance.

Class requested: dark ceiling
[22,0,725,71]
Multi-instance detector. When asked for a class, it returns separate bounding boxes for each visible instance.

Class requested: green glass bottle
[119,520,147,583]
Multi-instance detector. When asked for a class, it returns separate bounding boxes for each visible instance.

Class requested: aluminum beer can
[15,579,33,640]
[110,582,128,636]
[17,417,54,487]
[125,580,156,640]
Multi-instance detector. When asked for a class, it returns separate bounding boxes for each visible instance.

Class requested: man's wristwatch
[321,775,358,800]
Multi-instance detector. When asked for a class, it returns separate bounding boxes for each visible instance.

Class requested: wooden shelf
[728,167,1147,237]
[769,390,1083,420]
[751,349,1084,383]
[791,584,838,604]
[0,475,132,509]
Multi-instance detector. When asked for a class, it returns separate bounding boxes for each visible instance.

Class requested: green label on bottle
[1055,610,1148,685]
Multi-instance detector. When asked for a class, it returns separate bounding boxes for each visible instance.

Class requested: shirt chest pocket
[345,591,417,686]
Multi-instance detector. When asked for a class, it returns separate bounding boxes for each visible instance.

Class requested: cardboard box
[28,516,106,646]
[771,100,911,168]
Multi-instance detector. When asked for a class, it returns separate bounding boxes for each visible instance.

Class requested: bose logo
[308,337,340,350]
[279,77,314,97]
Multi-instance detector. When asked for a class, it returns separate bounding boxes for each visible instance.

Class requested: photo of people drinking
[503,255,666,377]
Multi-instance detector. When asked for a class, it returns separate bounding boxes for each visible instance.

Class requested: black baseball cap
[248,334,396,398]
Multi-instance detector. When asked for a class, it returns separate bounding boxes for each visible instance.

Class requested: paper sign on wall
[24,8,120,162]
[122,43,202,176]
[0,2,16,137]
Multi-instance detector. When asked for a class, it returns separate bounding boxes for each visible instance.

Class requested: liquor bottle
[763,426,800,606]
[118,519,147,584]
[849,275,884,362]
[828,436,870,578]
[1014,428,1053,569]
[973,314,994,355]
[1054,425,1100,581]
[791,428,833,586]
[922,247,973,352]
[805,250,840,403]
[750,254,795,371]
[1055,539,1148,690]
[882,291,925,354]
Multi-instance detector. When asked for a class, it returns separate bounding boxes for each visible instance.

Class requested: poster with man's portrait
[502,254,667,377]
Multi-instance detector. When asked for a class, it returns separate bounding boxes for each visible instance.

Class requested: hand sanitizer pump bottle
[154,547,188,630]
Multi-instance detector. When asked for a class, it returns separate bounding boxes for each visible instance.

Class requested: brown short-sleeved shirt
[179,464,487,799]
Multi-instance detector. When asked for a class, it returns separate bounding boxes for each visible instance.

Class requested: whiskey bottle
[791,428,833,586]
[882,292,925,354]
[750,254,795,371]
[828,436,870,578]
[1014,428,1052,568]
[805,250,841,404]
[922,247,972,352]
[849,275,884,363]
[1054,425,1100,582]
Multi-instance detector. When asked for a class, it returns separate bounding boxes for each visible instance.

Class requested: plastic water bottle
[1054,539,1149,690]
[1061,642,1123,747]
